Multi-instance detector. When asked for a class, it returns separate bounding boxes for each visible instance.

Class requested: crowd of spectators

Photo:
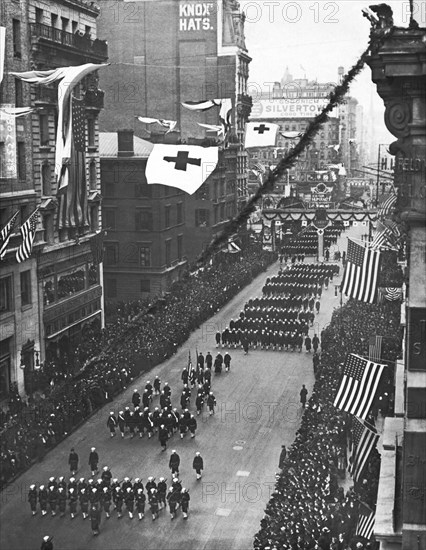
[0,245,276,489]
[254,284,402,548]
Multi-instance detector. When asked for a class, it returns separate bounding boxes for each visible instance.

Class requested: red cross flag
[245,122,279,148]
[146,144,218,195]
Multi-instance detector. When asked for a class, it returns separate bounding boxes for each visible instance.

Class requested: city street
[0,228,360,550]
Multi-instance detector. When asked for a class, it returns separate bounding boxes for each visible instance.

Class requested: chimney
[117,129,134,156]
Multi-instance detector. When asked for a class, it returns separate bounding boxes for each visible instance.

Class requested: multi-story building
[248,67,360,196]
[100,129,188,303]
[0,0,108,397]
[97,0,251,265]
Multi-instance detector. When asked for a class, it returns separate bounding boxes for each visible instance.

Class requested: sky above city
[239,0,422,142]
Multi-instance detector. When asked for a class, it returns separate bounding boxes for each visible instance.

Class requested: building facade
[0,0,108,396]
[100,129,189,304]
[97,0,251,265]
[248,67,360,198]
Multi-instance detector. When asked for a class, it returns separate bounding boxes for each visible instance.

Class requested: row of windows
[104,236,184,268]
[38,113,96,147]
[38,160,97,196]
[103,204,184,232]
[0,271,32,313]
[43,264,99,306]
[45,299,101,337]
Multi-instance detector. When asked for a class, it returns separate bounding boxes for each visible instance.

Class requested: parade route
[0,227,361,550]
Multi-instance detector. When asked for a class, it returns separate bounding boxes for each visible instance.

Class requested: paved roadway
[0,225,364,550]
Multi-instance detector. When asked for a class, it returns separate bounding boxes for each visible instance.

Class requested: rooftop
[99,132,154,159]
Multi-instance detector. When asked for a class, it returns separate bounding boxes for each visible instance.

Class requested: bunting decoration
[136,116,177,134]
[245,122,279,148]
[378,287,403,302]
[0,211,19,260]
[279,131,303,139]
[11,63,109,180]
[16,208,39,263]
[0,107,34,118]
[145,144,218,195]
[197,123,224,136]
[341,239,381,303]
[181,98,222,111]
[333,353,385,420]
[57,96,89,229]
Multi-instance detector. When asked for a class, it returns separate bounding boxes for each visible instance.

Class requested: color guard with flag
[333,353,385,420]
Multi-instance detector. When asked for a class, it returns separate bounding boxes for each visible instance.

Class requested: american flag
[57,96,89,229]
[368,335,382,362]
[355,501,376,540]
[349,418,379,482]
[16,208,39,263]
[378,193,396,218]
[0,211,19,260]
[341,239,381,303]
[370,220,394,250]
[333,354,385,420]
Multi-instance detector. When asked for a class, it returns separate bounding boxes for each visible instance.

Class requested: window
[134,183,151,198]
[17,142,26,180]
[41,163,51,195]
[139,246,151,267]
[15,78,23,107]
[72,21,78,33]
[0,276,13,313]
[165,239,171,267]
[104,243,119,265]
[105,279,117,299]
[13,20,21,58]
[89,263,98,286]
[177,202,183,224]
[135,209,153,231]
[195,209,210,227]
[39,114,49,146]
[164,205,171,228]
[90,205,99,232]
[61,17,69,32]
[51,14,58,27]
[85,25,92,36]
[19,204,28,226]
[20,270,31,306]
[177,235,183,260]
[103,209,116,230]
[140,280,150,293]
[89,161,97,190]
[35,8,43,24]
[88,119,95,147]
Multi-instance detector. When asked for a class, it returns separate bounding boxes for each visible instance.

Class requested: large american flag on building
[341,239,381,303]
[333,354,385,420]
[355,501,376,540]
[57,96,89,229]
[16,208,39,263]
[348,418,379,482]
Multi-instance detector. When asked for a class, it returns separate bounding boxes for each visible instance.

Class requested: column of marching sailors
[27,354,231,534]
[214,263,339,353]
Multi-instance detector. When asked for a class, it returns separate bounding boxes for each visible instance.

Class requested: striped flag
[0,211,19,260]
[356,501,376,540]
[349,418,379,482]
[370,219,393,250]
[368,335,382,362]
[378,193,396,218]
[341,239,381,303]
[379,287,403,302]
[333,353,385,420]
[57,96,89,229]
[16,208,39,263]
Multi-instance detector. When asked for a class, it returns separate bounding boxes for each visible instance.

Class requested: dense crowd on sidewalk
[0,246,276,489]
[254,292,402,549]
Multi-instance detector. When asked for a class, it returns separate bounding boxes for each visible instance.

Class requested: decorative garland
[196,27,395,267]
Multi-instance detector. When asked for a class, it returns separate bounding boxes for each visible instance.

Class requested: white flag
[245,122,279,148]
[146,145,218,195]
[136,116,177,133]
